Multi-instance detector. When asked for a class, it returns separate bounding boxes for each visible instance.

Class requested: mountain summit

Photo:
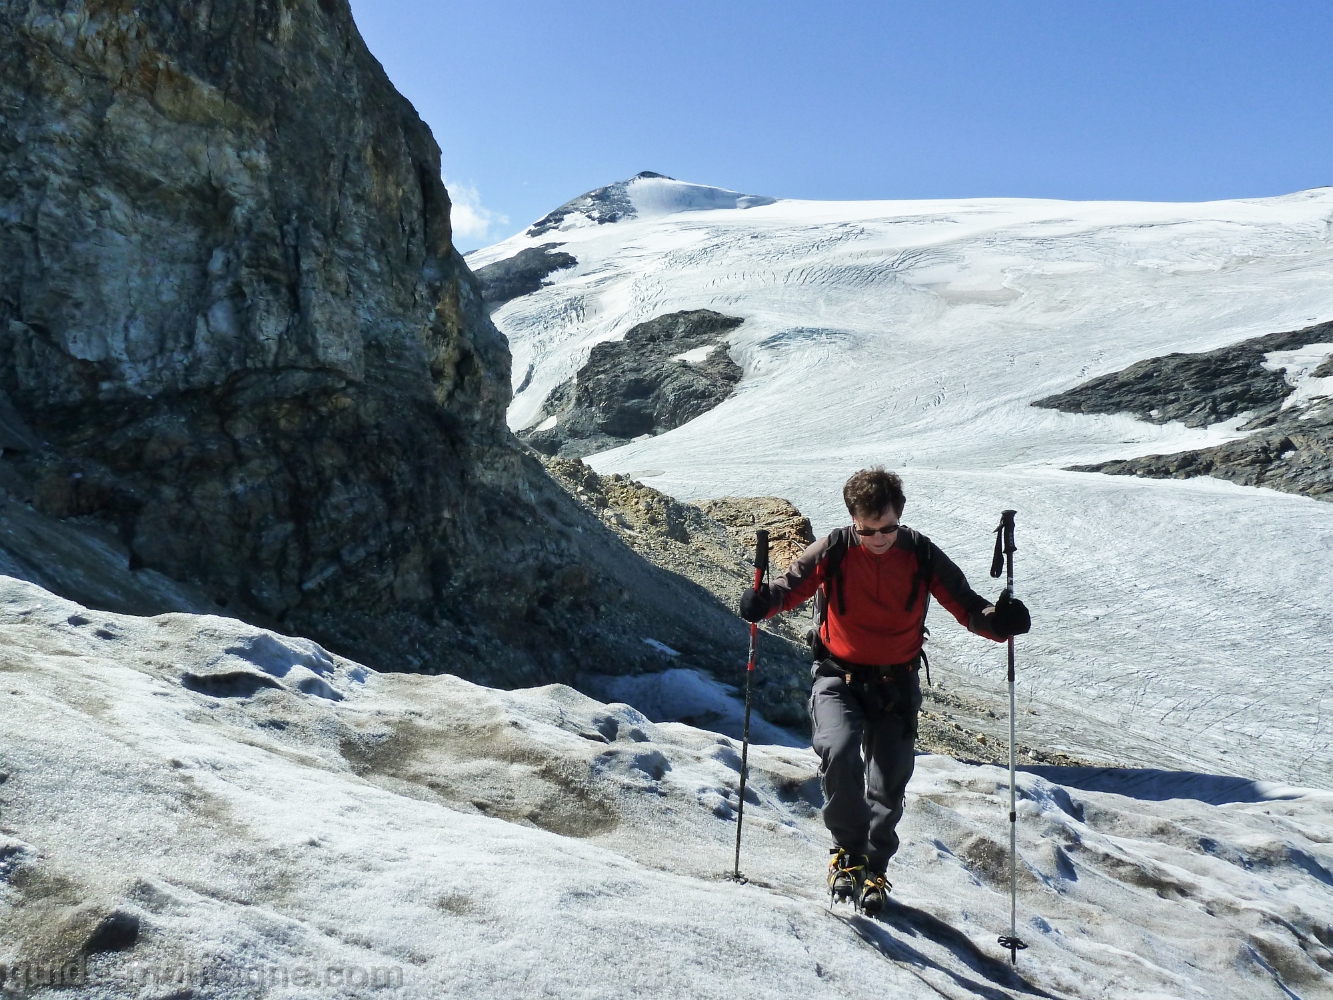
[527,172,776,236]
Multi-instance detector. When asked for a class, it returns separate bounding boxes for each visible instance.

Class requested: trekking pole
[732,528,769,881]
[990,509,1028,964]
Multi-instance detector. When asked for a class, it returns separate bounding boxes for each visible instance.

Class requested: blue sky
[347,1,1333,252]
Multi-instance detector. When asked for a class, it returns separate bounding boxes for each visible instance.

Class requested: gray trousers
[809,665,922,871]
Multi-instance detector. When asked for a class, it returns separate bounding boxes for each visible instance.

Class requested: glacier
[473,177,1333,788]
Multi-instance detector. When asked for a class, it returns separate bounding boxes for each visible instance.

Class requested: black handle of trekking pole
[991,509,1018,683]
[747,529,769,671]
[733,529,769,880]
[990,509,1016,588]
[753,529,769,584]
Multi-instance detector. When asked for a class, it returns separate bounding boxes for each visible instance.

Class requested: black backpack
[807,525,935,680]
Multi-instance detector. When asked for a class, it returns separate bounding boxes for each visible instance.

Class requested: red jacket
[762,526,1003,666]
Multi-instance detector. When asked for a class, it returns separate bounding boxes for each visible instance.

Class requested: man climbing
[739,467,1030,915]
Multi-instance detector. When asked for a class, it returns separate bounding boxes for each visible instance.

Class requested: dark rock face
[1068,418,1333,499]
[0,0,505,617]
[528,173,658,235]
[520,310,745,458]
[1035,320,1333,501]
[472,243,577,311]
[0,0,754,687]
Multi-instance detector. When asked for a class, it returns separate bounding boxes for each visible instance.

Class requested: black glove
[739,587,771,623]
[990,592,1031,637]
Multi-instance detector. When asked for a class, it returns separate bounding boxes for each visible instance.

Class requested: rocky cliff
[0,0,748,686]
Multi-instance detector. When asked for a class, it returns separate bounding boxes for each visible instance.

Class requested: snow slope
[473,181,1333,787]
[2,577,1331,998]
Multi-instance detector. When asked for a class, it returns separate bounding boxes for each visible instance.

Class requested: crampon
[827,847,866,907]
[859,870,891,917]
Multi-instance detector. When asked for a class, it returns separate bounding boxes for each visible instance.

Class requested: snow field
[1,578,1331,998]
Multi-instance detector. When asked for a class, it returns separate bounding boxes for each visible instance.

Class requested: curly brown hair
[843,467,906,519]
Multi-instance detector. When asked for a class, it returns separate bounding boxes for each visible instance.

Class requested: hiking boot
[859,869,891,916]
[827,847,866,904]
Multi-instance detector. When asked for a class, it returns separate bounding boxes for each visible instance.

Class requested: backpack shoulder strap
[904,526,935,685]
[807,526,852,661]
[811,527,852,628]
[903,527,935,613]
[825,526,851,616]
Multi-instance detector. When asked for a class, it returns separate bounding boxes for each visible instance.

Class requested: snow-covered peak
[525,171,775,236]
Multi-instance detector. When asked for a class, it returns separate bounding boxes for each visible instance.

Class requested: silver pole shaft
[733,624,757,879]
[1009,641,1017,943]
[1007,569,1018,947]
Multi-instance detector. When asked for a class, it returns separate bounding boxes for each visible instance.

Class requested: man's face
[852,507,901,555]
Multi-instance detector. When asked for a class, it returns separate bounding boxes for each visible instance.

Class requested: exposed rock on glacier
[1034,319,1333,500]
[472,242,578,312]
[520,309,744,458]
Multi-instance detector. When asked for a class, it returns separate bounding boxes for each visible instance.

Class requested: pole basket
[997,935,1028,964]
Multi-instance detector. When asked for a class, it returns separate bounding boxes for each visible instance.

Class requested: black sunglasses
[856,523,901,537]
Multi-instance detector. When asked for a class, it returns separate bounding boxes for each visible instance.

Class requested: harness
[807,525,936,686]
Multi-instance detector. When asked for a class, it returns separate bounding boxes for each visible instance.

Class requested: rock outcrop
[1032,323,1331,427]
[1034,320,1333,501]
[542,458,811,732]
[0,0,751,687]
[520,309,744,458]
[693,497,816,571]
[1067,415,1333,499]
[471,243,577,312]
[1,0,503,613]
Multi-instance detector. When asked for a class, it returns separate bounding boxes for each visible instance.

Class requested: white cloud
[444,178,507,241]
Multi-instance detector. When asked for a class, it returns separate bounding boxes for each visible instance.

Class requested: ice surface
[1,576,1330,998]
[583,666,805,748]
[626,175,777,218]
[479,186,1333,788]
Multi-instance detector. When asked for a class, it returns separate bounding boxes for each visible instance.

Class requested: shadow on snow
[1016,766,1315,806]
[839,901,1059,1000]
